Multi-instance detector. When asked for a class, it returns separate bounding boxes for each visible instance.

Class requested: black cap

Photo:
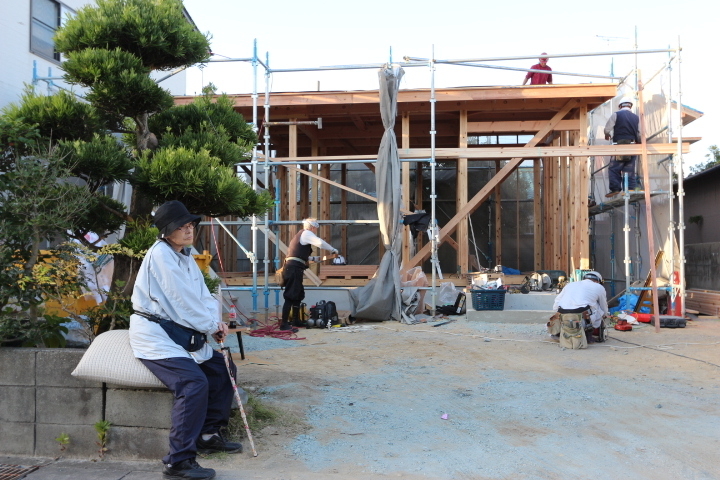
[153,200,201,238]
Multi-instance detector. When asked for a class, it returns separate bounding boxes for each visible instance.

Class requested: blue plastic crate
[470,288,506,311]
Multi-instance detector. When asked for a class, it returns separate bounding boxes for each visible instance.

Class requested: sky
[181,0,718,170]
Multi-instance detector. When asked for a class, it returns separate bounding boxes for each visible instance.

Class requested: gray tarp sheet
[350,67,404,321]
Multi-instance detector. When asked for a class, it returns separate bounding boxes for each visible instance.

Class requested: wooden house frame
[176,84,687,277]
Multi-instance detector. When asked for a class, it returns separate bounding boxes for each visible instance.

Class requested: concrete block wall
[0,348,172,460]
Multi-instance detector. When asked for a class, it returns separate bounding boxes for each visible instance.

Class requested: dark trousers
[282,261,306,322]
[141,351,237,464]
[609,156,637,192]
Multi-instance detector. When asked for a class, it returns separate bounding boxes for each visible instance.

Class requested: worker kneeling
[549,271,609,349]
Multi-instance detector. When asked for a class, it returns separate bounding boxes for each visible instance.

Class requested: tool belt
[134,310,207,352]
[559,313,588,349]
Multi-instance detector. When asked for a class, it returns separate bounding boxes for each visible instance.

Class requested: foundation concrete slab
[35,387,103,425]
[0,386,35,423]
[106,389,173,429]
[0,348,36,385]
[503,291,557,310]
[466,309,553,324]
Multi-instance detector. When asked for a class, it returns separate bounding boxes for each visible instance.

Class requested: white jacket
[129,240,221,362]
[553,279,609,328]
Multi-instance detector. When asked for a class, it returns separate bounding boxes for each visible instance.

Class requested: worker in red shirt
[523,53,553,85]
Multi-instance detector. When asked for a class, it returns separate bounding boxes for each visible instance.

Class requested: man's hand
[331,249,338,255]
[605,134,611,141]
[212,321,229,342]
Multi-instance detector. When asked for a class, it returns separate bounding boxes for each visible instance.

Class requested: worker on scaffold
[605,98,641,198]
[281,218,339,331]
[522,53,553,85]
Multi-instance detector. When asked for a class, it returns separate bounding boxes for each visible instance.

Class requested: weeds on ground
[55,432,70,454]
[94,420,111,459]
[228,392,304,440]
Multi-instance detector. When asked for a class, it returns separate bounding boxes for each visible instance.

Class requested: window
[31,0,61,61]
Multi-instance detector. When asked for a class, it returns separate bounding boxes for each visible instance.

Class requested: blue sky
[182,0,717,169]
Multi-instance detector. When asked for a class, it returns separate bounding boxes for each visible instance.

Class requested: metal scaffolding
[182,40,687,324]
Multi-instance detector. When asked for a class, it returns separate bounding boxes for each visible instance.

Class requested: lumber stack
[685,289,720,316]
[318,265,377,281]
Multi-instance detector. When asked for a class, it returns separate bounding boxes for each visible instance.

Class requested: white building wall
[0,0,187,112]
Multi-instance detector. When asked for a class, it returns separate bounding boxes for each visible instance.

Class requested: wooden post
[552,136,561,270]
[415,162,424,253]
[578,104,590,270]
[288,121,298,240]
[637,73,662,332]
[341,163,348,258]
[533,158,542,270]
[311,141,319,219]
[320,160,331,248]
[309,141,320,276]
[494,160,502,266]
[457,109,469,274]
[402,112,411,267]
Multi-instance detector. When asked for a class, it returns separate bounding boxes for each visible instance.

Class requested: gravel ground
[195,316,720,479]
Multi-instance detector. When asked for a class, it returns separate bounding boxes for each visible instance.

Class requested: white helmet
[619,98,633,108]
[584,271,603,283]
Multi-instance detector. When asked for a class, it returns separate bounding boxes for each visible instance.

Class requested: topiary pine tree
[2,0,273,295]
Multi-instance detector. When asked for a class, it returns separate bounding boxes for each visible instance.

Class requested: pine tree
[2,0,273,296]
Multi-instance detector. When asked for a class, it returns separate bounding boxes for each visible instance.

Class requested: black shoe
[279,322,298,332]
[163,458,216,479]
[605,190,620,198]
[196,433,243,454]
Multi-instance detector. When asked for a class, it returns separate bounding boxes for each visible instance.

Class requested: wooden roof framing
[175,83,694,277]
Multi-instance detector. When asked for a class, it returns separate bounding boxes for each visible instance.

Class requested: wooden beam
[402,112,411,267]
[320,162,331,245]
[578,104,590,270]
[341,164,348,258]
[273,143,689,162]
[457,109,469,274]
[405,98,582,269]
[533,158,542,270]
[468,119,579,133]
[288,121,298,240]
[494,160,502,266]
[285,165,377,203]
[350,114,366,131]
[638,74,662,329]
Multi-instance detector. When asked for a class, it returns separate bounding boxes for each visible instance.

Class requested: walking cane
[218,340,258,457]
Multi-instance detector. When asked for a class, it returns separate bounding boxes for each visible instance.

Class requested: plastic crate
[470,288,506,311]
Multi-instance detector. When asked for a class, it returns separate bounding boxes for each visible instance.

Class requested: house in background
[0,0,189,111]
[677,164,720,292]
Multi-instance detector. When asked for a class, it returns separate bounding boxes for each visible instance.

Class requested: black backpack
[309,300,340,328]
[435,292,467,316]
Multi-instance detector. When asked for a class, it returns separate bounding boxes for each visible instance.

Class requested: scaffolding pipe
[449,62,621,80]
[261,50,272,315]
[676,39,686,318]
[268,62,420,74]
[201,219,381,226]
[666,48,676,317]
[403,48,676,64]
[258,158,434,166]
[208,57,254,63]
[429,49,438,313]
[623,173,631,306]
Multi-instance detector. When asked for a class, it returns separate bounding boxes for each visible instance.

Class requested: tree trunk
[110,114,155,295]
